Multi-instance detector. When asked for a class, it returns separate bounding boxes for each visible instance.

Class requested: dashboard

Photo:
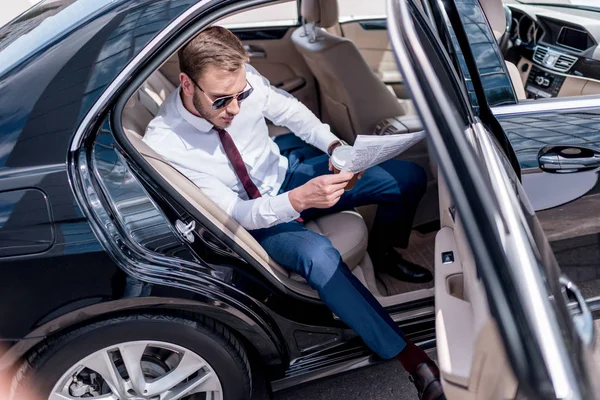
[505,3,600,100]
[510,14,543,47]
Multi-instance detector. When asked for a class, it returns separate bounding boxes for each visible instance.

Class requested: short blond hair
[179,26,249,80]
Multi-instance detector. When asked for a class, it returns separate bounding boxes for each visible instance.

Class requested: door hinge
[175,219,196,243]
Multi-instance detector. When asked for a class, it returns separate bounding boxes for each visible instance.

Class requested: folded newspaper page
[346,131,426,173]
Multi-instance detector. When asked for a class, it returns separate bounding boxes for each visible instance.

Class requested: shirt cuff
[314,128,340,155]
[271,192,300,222]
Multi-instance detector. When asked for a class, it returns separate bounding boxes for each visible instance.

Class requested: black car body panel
[0,0,291,369]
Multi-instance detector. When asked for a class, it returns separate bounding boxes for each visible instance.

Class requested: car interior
[489,0,600,100]
[117,0,533,397]
[121,0,441,305]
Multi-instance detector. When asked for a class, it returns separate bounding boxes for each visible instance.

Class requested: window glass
[217,2,298,29]
[338,0,386,20]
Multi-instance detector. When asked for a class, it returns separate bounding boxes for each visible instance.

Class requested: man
[144,26,444,399]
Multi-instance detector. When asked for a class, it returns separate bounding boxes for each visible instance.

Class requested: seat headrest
[301,0,338,29]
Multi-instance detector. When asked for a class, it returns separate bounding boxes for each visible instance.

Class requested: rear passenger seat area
[121,69,386,299]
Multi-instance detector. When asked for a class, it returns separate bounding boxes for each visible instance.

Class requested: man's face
[180,65,247,129]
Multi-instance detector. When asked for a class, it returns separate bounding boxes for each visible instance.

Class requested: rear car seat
[121,71,372,293]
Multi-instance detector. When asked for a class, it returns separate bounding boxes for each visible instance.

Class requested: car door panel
[427,0,600,297]
[435,170,519,399]
[390,0,599,397]
[495,107,600,294]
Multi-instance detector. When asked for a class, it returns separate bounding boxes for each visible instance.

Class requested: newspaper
[345,131,426,173]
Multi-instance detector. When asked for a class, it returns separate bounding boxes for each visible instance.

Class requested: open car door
[387,0,600,398]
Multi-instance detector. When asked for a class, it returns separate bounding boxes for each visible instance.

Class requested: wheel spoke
[144,351,205,397]
[118,342,148,394]
[49,392,75,400]
[188,371,222,395]
[81,351,127,398]
[162,370,221,400]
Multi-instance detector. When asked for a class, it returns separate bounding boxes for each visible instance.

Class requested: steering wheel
[498,5,513,56]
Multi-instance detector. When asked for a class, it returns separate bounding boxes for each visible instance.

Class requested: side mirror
[538,145,600,173]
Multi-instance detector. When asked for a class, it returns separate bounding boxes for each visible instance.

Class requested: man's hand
[327,159,365,180]
[289,172,354,212]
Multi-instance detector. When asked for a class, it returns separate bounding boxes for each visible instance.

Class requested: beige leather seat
[123,71,176,138]
[121,71,370,293]
[292,0,415,144]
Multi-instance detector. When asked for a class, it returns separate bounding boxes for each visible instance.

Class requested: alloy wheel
[49,340,223,400]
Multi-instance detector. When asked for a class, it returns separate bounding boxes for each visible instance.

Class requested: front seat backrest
[292,0,409,144]
[478,0,506,41]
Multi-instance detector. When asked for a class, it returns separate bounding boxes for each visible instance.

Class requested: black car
[0,0,599,399]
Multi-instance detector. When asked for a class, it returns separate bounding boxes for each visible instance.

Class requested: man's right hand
[288,172,354,213]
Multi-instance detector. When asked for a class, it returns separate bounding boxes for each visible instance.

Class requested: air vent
[533,46,548,64]
[533,46,579,73]
[554,54,577,72]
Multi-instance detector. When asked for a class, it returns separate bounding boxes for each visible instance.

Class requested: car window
[0,0,116,76]
[338,0,387,20]
[424,0,517,109]
[217,1,298,29]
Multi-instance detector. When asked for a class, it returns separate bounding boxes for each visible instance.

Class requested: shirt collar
[175,86,214,133]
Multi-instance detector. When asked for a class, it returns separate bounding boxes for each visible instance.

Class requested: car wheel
[10,314,251,400]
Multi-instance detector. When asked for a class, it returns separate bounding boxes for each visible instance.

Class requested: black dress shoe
[409,360,446,400]
[377,251,433,283]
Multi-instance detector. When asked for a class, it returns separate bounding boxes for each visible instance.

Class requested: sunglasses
[186,73,254,110]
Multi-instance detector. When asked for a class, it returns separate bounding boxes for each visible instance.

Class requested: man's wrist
[327,139,345,156]
[288,187,306,213]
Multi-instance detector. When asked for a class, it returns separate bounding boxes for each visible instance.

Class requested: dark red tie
[215,127,262,199]
[215,126,303,223]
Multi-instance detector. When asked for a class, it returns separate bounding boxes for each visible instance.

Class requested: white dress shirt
[143,64,339,230]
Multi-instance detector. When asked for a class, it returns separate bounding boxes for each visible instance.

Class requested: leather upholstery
[504,61,526,100]
[304,211,368,270]
[301,0,339,28]
[122,71,369,284]
[478,0,506,41]
[123,72,176,138]
[292,24,410,144]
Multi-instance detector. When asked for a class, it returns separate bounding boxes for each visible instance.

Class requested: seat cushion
[289,210,368,282]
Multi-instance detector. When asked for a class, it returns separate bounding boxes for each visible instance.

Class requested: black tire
[10,313,252,400]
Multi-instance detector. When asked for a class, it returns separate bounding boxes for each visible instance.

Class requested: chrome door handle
[560,276,594,346]
[243,44,266,58]
[538,145,600,173]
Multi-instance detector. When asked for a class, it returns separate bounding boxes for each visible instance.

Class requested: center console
[525,65,566,98]
[524,45,578,99]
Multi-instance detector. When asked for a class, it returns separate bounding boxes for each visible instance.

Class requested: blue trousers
[249,134,427,358]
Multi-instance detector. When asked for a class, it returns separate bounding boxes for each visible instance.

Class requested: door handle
[243,44,266,58]
[560,276,594,346]
[273,77,306,93]
[538,145,600,173]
